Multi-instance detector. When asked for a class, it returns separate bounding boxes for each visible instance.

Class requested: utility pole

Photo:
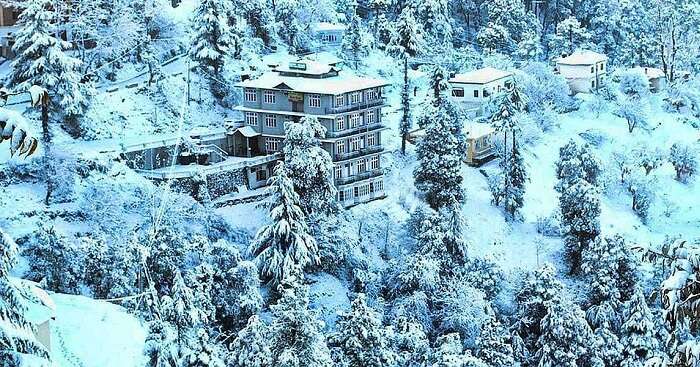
[40,89,52,205]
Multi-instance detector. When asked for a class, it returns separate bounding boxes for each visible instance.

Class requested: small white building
[448,67,514,116]
[632,66,667,92]
[313,22,347,49]
[465,123,497,166]
[555,51,608,94]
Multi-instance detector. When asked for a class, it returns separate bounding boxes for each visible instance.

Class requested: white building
[555,51,608,94]
[448,67,514,117]
[313,22,347,49]
[631,66,667,92]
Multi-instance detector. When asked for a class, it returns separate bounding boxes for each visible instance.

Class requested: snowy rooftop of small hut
[313,22,347,32]
[632,66,665,79]
[465,123,495,138]
[556,50,608,65]
[449,67,512,85]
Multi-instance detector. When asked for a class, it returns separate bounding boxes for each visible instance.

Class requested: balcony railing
[326,122,386,139]
[325,97,387,114]
[334,145,384,161]
[335,168,383,186]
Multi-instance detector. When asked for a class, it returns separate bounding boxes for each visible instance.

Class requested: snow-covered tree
[228,315,272,367]
[555,140,601,191]
[518,63,572,112]
[669,142,698,183]
[249,162,319,287]
[414,66,466,210]
[268,271,333,367]
[415,0,452,45]
[144,318,178,367]
[7,0,89,120]
[440,199,469,264]
[329,293,396,367]
[514,264,565,359]
[436,282,488,347]
[489,83,527,221]
[23,225,83,293]
[190,0,231,76]
[560,179,601,274]
[517,33,544,61]
[476,313,515,367]
[283,116,337,215]
[0,229,51,366]
[342,9,369,70]
[239,0,274,46]
[534,299,595,367]
[216,260,262,327]
[161,270,206,354]
[620,289,659,366]
[390,316,431,367]
[546,16,593,59]
[388,6,425,154]
[476,23,512,54]
[182,328,225,367]
[432,333,489,367]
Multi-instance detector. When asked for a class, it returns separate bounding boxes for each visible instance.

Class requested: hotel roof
[235,70,389,95]
[449,67,513,85]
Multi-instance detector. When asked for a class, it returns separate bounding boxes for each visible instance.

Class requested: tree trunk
[42,98,53,206]
[401,57,409,155]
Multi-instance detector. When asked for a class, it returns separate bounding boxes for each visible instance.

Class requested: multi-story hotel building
[234,60,389,207]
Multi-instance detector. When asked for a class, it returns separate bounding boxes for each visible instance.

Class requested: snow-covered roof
[556,51,608,65]
[313,22,347,32]
[632,66,666,79]
[449,67,513,85]
[465,123,495,138]
[234,126,260,138]
[302,52,343,66]
[235,71,389,95]
[274,60,338,76]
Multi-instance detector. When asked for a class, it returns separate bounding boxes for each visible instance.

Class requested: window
[309,94,321,108]
[263,90,275,104]
[354,186,359,197]
[591,66,595,73]
[265,138,280,152]
[483,89,490,97]
[350,92,361,104]
[350,136,363,151]
[367,133,376,146]
[336,116,345,131]
[265,114,276,128]
[452,88,465,97]
[337,141,346,154]
[366,110,375,125]
[591,80,596,88]
[370,155,379,170]
[338,190,345,201]
[255,168,267,182]
[334,165,342,179]
[356,159,366,174]
[375,179,384,192]
[244,89,257,102]
[600,63,605,71]
[473,90,479,98]
[335,94,345,107]
[367,88,378,100]
[245,112,257,126]
[349,113,362,128]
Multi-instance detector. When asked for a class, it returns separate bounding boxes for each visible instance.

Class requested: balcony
[334,145,384,161]
[325,97,387,114]
[326,122,386,139]
[335,168,383,186]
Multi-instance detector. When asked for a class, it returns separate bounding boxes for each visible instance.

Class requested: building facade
[448,67,514,117]
[555,51,608,94]
[235,60,389,207]
[312,22,347,50]
[0,5,20,59]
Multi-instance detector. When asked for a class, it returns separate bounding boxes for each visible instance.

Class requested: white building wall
[557,62,607,94]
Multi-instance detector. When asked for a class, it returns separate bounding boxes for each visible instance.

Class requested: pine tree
[330,293,396,367]
[514,264,565,360]
[440,199,468,264]
[0,229,51,366]
[535,299,594,367]
[555,140,601,192]
[23,225,83,293]
[144,318,178,367]
[249,162,319,287]
[268,270,333,367]
[432,333,489,367]
[283,116,337,215]
[620,289,659,366]
[7,0,89,119]
[161,270,206,356]
[546,16,593,58]
[342,9,368,70]
[388,6,425,154]
[415,0,452,46]
[490,83,527,221]
[239,0,274,46]
[228,315,272,367]
[390,316,431,367]
[190,0,230,76]
[182,328,225,367]
[413,66,466,210]
[560,179,601,275]
[476,314,515,367]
